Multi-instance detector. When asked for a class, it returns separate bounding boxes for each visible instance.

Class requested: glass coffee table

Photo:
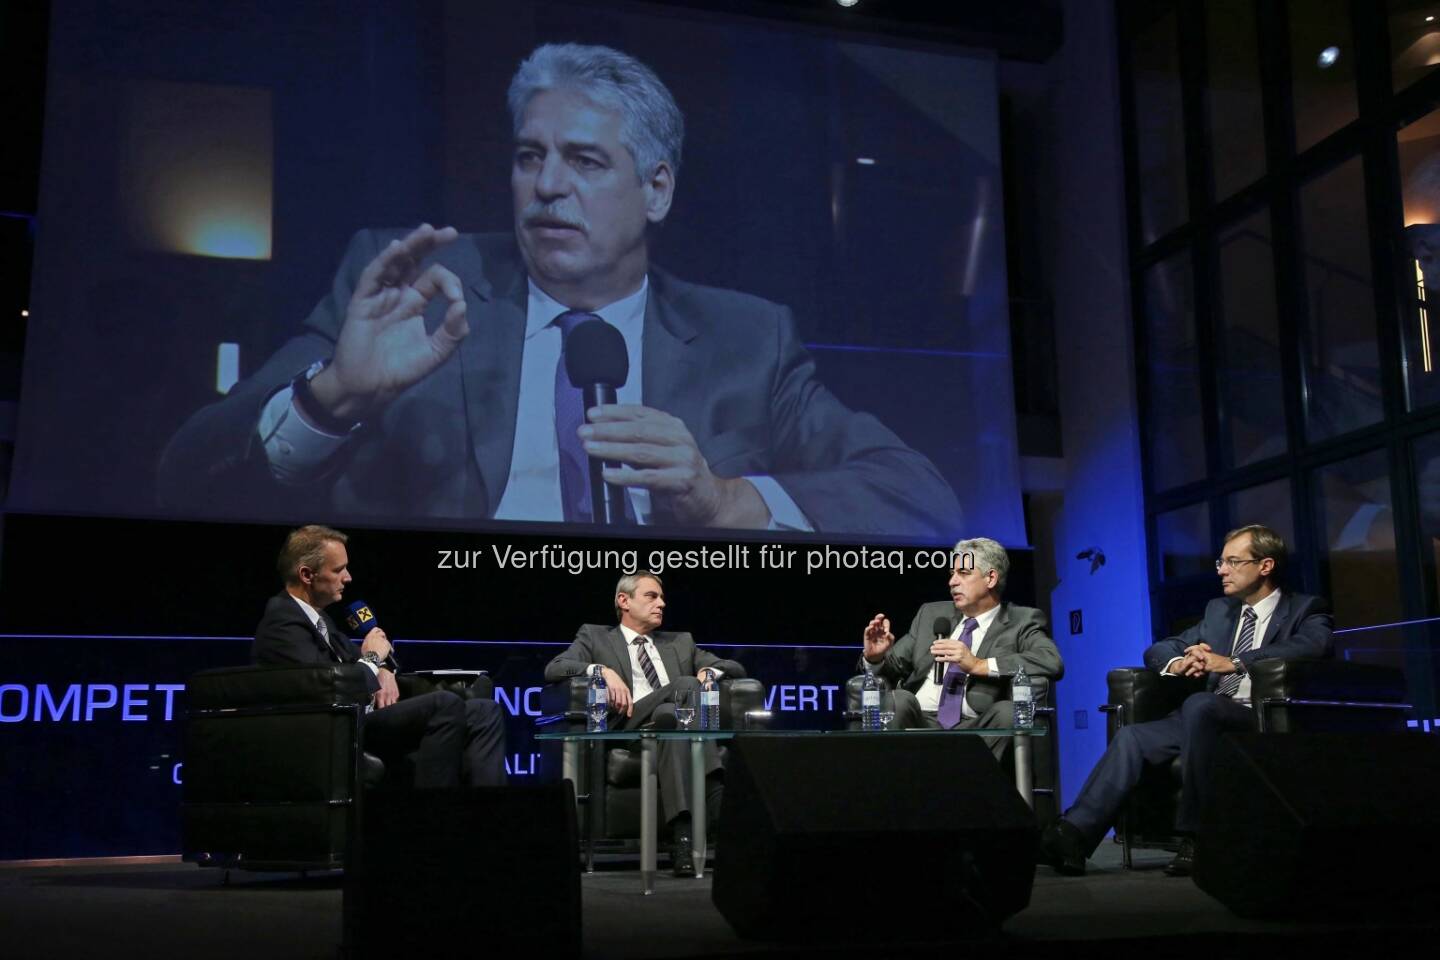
[535,726,1045,894]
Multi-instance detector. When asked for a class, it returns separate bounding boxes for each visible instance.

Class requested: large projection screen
[13,0,1026,546]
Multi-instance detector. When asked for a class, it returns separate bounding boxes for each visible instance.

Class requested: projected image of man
[159,43,961,539]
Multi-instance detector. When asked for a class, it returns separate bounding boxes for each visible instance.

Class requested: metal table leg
[690,737,706,878]
[640,737,657,895]
[1014,731,1034,808]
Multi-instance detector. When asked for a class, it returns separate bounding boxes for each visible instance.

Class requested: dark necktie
[632,637,662,691]
[553,310,596,522]
[1216,607,1257,697]
[936,617,979,729]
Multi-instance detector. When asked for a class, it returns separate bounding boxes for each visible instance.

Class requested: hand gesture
[863,614,894,662]
[308,224,470,422]
[360,627,393,662]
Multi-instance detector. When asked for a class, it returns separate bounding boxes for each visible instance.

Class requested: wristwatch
[292,359,361,434]
[361,651,384,668]
[1229,656,1246,675]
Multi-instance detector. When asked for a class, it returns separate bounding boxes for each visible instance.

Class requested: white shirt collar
[619,623,653,646]
[957,602,1002,633]
[525,276,649,339]
[1245,588,1282,621]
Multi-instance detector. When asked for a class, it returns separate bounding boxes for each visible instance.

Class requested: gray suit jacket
[1142,592,1332,691]
[544,624,745,690]
[860,600,1064,715]
[158,231,962,538]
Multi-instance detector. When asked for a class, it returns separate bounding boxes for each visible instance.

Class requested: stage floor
[1,843,1432,959]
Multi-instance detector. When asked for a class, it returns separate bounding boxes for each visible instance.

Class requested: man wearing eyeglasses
[1040,524,1332,878]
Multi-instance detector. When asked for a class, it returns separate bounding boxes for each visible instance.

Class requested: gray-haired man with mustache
[160,44,961,539]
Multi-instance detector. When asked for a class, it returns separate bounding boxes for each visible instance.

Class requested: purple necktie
[936,617,979,729]
[553,311,598,522]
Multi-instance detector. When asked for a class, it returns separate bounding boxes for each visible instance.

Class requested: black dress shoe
[670,823,695,878]
[1164,837,1195,877]
[1039,819,1087,876]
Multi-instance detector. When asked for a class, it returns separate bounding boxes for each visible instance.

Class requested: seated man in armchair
[544,570,745,876]
[1041,524,1333,877]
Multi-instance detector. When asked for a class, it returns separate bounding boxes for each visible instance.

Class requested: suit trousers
[362,690,509,789]
[616,676,723,827]
[892,689,1014,761]
[1063,691,1256,852]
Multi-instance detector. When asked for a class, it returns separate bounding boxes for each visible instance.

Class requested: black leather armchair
[182,664,493,873]
[539,675,769,866]
[1101,658,1410,867]
[842,674,1062,828]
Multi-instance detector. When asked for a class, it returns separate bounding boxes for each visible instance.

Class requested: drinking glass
[675,690,697,729]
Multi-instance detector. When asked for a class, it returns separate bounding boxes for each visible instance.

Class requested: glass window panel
[1290,0,1358,152]
[1131,8,1188,243]
[1216,210,1287,467]
[1144,252,1206,490]
[1227,478,1295,551]
[1313,449,1402,628]
[1398,107,1440,410]
[1157,501,1212,581]
[1389,1,1440,94]
[1298,158,1382,441]
[1205,0,1266,200]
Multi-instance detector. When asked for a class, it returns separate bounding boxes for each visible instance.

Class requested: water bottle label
[862,690,880,708]
[703,691,719,705]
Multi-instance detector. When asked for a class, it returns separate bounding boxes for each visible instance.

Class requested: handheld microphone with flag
[345,599,399,670]
[931,616,953,685]
[564,318,630,525]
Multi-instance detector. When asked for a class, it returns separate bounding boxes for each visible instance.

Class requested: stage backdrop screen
[13,0,1024,547]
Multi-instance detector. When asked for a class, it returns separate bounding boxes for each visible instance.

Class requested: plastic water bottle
[1011,664,1035,730]
[861,667,881,731]
[700,668,720,730]
[587,665,608,732]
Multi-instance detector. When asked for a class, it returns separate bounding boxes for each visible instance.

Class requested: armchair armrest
[187,663,373,711]
[1248,658,1408,703]
[1104,667,1203,725]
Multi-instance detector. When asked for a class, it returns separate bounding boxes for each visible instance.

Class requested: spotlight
[1317,46,1340,68]
[836,0,860,7]
[855,157,876,165]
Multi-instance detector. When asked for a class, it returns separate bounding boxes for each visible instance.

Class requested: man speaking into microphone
[857,538,1062,761]
[253,524,507,788]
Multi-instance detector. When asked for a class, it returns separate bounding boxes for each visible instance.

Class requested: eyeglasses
[1214,556,1262,571]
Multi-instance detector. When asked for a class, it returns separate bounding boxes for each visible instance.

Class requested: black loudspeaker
[713,734,1036,940]
[1196,733,1440,919]
[345,783,580,959]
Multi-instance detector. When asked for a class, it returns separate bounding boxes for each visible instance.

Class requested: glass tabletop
[533,726,1046,741]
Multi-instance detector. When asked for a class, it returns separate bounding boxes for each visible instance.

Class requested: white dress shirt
[614,624,673,702]
[914,604,1002,718]
[257,277,812,529]
[1161,589,1282,704]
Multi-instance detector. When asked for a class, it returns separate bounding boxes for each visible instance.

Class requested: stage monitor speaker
[345,783,580,959]
[1196,733,1440,919]
[713,734,1035,941]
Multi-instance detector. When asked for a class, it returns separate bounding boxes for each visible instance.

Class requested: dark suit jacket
[252,591,380,693]
[861,600,1064,715]
[1142,592,1333,691]
[544,624,745,691]
[158,231,962,539]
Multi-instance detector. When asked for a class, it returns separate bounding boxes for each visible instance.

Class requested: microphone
[344,599,399,670]
[564,318,631,525]
[931,616,953,685]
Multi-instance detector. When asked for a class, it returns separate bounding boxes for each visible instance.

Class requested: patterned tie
[553,311,596,522]
[1216,607,1257,698]
[315,616,347,662]
[632,637,662,691]
[936,617,979,729]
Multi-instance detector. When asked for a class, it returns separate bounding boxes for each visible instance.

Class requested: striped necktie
[632,637,662,691]
[1216,607,1257,697]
